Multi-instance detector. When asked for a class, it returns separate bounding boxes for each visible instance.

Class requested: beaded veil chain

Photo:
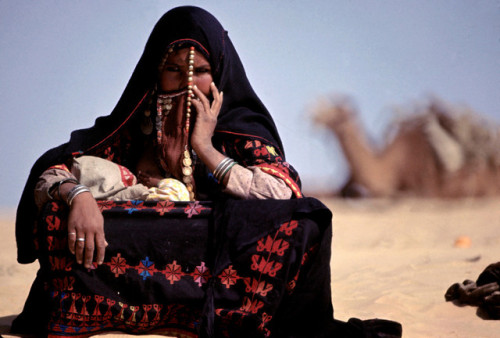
[141,45,197,201]
[182,47,196,201]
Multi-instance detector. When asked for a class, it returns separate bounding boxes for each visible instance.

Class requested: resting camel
[311,95,500,198]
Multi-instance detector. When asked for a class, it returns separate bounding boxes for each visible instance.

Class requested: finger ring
[77,238,86,242]
[68,232,76,235]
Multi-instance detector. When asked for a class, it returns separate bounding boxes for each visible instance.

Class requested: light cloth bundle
[145,178,190,201]
[72,156,189,201]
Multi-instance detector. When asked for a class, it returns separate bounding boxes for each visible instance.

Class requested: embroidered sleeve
[216,135,302,198]
[34,165,75,209]
[223,164,292,200]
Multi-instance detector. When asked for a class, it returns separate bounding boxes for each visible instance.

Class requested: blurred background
[1,0,499,207]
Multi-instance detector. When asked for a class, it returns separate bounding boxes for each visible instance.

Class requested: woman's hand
[64,187,107,269]
[190,82,223,154]
[137,170,162,188]
[190,82,233,183]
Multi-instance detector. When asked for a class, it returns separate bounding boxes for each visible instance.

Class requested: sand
[1,197,499,337]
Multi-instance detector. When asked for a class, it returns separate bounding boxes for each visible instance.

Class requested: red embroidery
[52,276,75,291]
[157,200,175,215]
[279,220,298,236]
[163,260,183,284]
[49,256,73,271]
[240,296,264,314]
[251,255,283,277]
[46,215,61,231]
[219,265,239,288]
[118,163,136,186]
[108,253,128,277]
[256,236,290,256]
[97,200,114,212]
[243,277,274,297]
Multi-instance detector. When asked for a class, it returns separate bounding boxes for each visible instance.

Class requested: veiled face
[160,47,213,96]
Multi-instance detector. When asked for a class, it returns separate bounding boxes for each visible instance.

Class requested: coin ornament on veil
[183,157,192,166]
[182,166,193,176]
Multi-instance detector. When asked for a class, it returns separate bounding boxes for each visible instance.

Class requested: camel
[311,95,500,198]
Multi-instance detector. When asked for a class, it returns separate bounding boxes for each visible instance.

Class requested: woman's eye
[195,67,211,74]
[165,66,180,72]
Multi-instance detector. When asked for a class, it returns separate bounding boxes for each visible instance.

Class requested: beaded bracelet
[47,178,80,200]
[66,184,91,206]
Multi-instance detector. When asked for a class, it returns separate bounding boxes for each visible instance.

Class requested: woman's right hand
[65,189,107,269]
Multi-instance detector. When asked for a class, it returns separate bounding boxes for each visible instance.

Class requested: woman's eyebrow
[194,61,211,68]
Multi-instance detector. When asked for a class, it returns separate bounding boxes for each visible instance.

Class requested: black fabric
[476,262,500,287]
[13,199,402,337]
[445,262,500,319]
[12,199,322,336]
[16,6,299,264]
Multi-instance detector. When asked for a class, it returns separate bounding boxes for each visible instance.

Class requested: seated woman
[13,6,401,337]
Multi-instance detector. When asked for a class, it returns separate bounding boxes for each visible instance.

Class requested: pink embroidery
[184,201,203,218]
[192,262,210,287]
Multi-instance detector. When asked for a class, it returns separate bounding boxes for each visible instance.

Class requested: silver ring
[76,237,86,242]
[68,232,76,236]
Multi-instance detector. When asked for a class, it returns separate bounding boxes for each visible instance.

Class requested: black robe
[13,6,401,337]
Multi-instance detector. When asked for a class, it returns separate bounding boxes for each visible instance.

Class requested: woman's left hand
[190,82,223,154]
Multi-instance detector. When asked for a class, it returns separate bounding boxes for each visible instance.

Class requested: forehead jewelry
[182,46,196,201]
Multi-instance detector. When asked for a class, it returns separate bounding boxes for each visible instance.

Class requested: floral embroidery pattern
[104,254,211,287]
[138,256,155,280]
[163,260,183,284]
[184,201,204,218]
[38,200,314,337]
[109,253,127,277]
[214,218,304,337]
[193,262,210,287]
[157,200,175,215]
[96,200,212,218]
[219,265,240,288]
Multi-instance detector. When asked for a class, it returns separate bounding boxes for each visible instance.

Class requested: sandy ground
[1,197,499,337]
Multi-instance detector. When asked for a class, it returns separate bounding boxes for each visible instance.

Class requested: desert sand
[1,197,499,337]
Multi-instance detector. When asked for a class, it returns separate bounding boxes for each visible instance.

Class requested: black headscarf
[16,6,300,263]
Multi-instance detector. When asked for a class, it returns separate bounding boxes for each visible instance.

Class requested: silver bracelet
[47,178,79,200]
[66,184,91,206]
[213,157,236,182]
[213,157,232,180]
[219,161,236,183]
